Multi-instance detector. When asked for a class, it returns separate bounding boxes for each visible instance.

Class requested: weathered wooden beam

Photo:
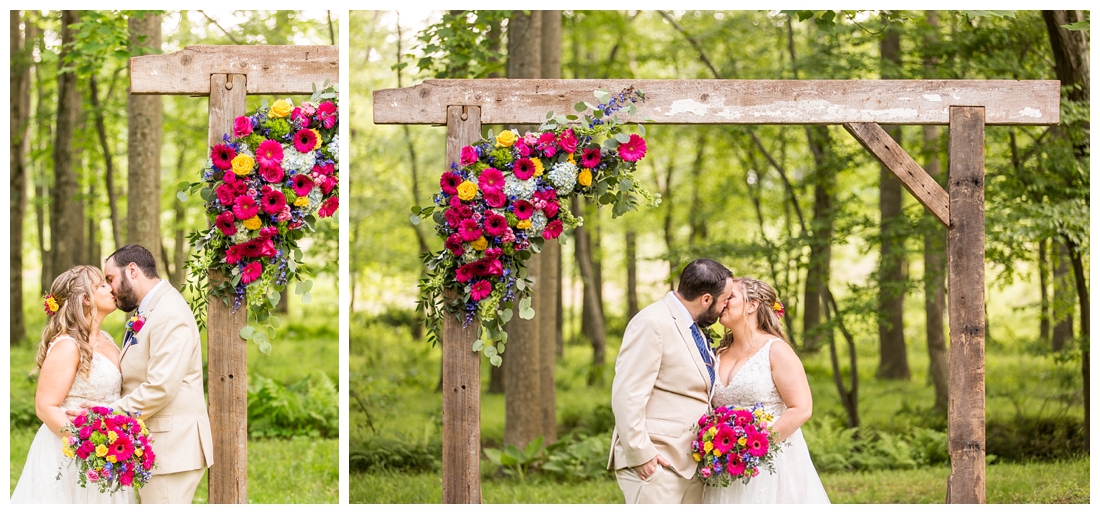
[442,106,483,504]
[130,45,338,96]
[946,106,986,504]
[207,73,249,504]
[373,79,1060,126]
[844,122,950,226]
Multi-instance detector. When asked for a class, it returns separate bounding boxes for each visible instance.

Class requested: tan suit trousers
[616,465,703,504]
[137,468,205,504]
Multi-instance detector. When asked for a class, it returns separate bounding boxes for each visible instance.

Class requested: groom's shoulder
[630,298,674,324]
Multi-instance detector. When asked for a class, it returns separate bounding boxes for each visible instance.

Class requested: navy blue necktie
[690,323,715,387]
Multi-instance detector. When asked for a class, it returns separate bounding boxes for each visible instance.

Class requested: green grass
[350,457,1089,503]
[11,427,338,503]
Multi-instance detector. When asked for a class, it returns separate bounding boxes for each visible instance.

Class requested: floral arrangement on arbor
[415,87,659,365]
[183,83,339,352]
[62,407,156,493]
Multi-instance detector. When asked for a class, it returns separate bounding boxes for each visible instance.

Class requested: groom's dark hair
[677,258,731,301]
[107,244,159,278]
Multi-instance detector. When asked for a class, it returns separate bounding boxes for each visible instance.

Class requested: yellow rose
[693,453,702,462]
[62,445,75,458]
[531,157,544,177]
[243,216,262,230]
[578,168,593,187]
[457,181,479,201]
[231,154,255,176]
[294,195,311,207]
[516,219,532,230]
[107,455,117,463]
[496,129,518,148]
[738,436,747,446]
[707,426,718,437]
[703,441,713,452]
[269,98,294,118]
[108,431,118,443]
[713,449,723,457]
[135,448,143,457]
[567,153,576,165]
[471,237,488,251]
[96,444,109,457]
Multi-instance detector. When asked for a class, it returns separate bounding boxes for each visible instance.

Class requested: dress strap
[45,335,77,356]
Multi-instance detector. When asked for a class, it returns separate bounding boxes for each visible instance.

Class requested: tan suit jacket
[113,283,214,476]
[608,294,712,479]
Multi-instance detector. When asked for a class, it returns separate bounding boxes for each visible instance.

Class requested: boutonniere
[703,325,720,348]
[128,314,146,334]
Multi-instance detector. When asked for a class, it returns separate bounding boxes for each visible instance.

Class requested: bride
[11,265,135,504]
[703,276,829,504]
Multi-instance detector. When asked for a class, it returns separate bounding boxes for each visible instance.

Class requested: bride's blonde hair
[35,265,103,378]
[716,276,789,355]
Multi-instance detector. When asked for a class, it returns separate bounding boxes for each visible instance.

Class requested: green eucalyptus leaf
[615,133,631,143]
[239,326,256,339]
[258,341,272,354]
[472,339,486,352]
[489,355,502,367]
[303,291,312,304]
[574,101,587,112]
[410,215,421,226]
[176,191,189,202]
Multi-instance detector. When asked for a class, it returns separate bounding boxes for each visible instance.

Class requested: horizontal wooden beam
[844,122,950,227]
[373,79,1060,126]
[130,45,338,96]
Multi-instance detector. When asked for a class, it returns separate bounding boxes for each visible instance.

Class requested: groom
[608,258,734,503]
[101,245,213,503]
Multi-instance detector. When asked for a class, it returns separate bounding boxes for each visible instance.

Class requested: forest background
[348,10,1089,503]
[8,10,340,503]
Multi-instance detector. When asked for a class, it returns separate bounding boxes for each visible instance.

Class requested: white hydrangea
[530,211,548,234]
[462,248,479,263]
[283,147,317,173]
[231,227,250,244]
[329,135,339,162]
[504,175,537,199]
[547,161,578,191]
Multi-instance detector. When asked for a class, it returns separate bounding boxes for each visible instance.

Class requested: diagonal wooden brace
[844,122,950,227]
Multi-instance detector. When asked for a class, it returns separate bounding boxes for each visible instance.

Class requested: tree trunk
[922,123,949,411]
[538,9,562,445]
[10,10,33,346]
[502,10,543,450]
[1039,238,1051,343]
[33,13,52,294]
[687,133,707,245]
[876,23,910,380]
[626,229,639,319]
[1064,237,1089,428]
[166,143,188,288]
[1052,242,1073,351]
[89,72,122,248]
[802,125,834,352]
[660,156,677,291]
[573,196,606,385]
[126,12,163,271]
[51,10,85,276]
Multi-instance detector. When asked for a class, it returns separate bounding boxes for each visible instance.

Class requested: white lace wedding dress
[11,334,135,504]
[702,339,830,504]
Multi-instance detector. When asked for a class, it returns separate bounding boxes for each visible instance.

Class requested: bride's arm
[35,339,81,437]
[769,341,812,442]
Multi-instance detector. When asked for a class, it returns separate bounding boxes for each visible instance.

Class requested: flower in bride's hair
[773,301,785,317]
[44,295,59,316]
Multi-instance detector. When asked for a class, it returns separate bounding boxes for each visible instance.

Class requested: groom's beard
[115,275,140,313]
[696,302,724,327]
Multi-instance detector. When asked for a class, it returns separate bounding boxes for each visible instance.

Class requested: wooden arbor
[374,78,1060,504]
[129,45,338,503]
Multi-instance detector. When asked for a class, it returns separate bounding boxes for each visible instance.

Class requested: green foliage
[403,10,509,79]
[348,438,440,474]
[247,372,338,439]
[540,433,614,483]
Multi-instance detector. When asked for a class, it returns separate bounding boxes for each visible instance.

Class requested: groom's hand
[635,454,671,480]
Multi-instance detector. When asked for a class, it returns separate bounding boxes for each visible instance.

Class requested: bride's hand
[635,454,670,480]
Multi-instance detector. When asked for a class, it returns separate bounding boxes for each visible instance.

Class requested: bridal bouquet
[692,403,786,486]
[184,83,339,352]
[61,406,156,493]
[415,87,660,365]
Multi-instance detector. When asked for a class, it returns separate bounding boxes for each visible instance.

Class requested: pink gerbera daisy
[513,199,535,220]
[256,139,284,169]
[225,245,243,265]
[261,189,286,214]
[292,174,314,196]
[712,425,737,454]
[458,218,482,242]
[479,167,505,193]
[455,262,475,283]
[215,211,237,236]
[731,409,754,427]
[726,453,747,476]
[316,101,337,129]
[542,219,564,239]
[513,158,536,180]
[440,172,462,196]
[211,144,236,171]
[617,134,647,162]
[233,196,259,220]
[241,261,263,284]
[484,212,508,237]
[580,147,601,168]
[745,427,770,457]
[293,129,319,153]
[318,196,338,218]
[470,280,493,301]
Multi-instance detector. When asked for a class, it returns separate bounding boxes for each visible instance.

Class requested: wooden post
[207,73,249,504]
[946,106,986,504]
[442,105,483,504]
